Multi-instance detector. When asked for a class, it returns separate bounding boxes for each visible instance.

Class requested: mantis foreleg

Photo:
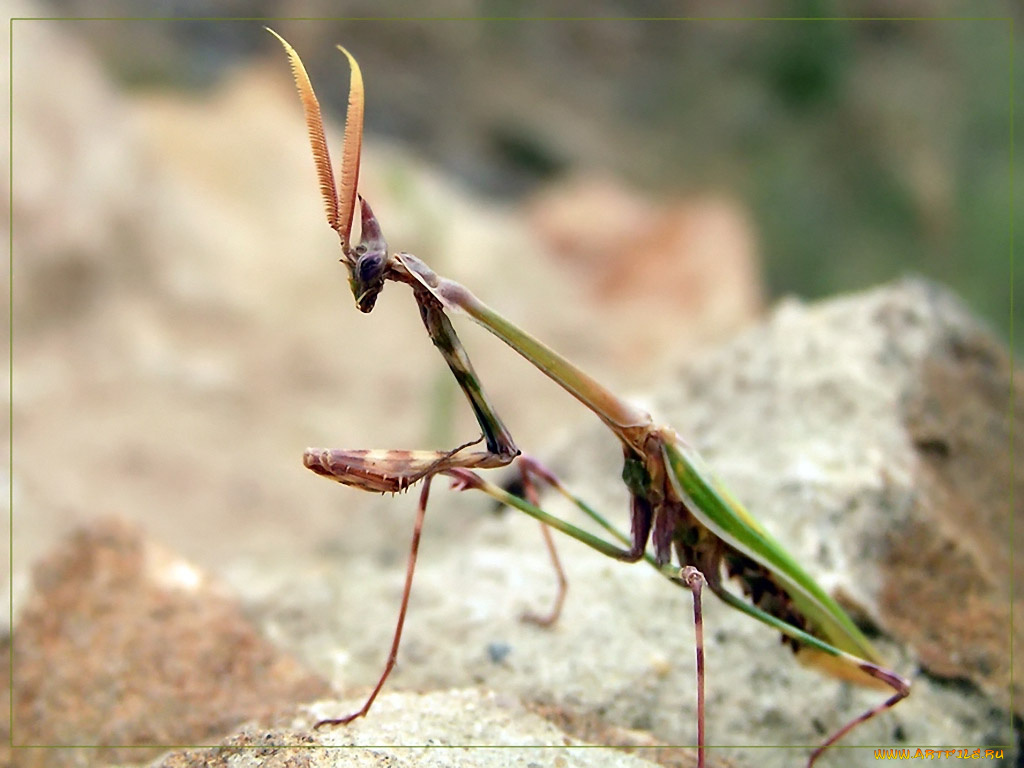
[415,289,518,463]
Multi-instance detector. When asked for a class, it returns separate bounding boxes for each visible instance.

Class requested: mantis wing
[661,438,892,688]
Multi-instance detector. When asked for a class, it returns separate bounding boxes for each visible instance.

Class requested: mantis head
[267,27,388,312]
[349,195,388,311]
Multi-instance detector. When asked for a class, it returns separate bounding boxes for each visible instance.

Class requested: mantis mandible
[268,29,910,768]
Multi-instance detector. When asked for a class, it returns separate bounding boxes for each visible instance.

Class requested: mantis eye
[357,252,386,284]
[350,250,387,312]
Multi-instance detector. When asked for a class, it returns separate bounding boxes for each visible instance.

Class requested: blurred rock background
[5,2,1019,766]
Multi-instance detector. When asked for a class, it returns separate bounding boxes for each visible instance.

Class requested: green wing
[662,439,882,666]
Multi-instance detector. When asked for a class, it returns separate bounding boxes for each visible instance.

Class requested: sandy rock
[11,518,328,767]
[147,688,714,768]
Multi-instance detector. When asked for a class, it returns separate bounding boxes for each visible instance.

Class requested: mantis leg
[498,460,909,765]
[716,575,910,767]
[680,566,707,768]
[315,475,434,727]
[516,464,568,627]
[414,294,571,627]
[447,465,707,768]
[446,468,653,564]
[512,455,659,565]
[415,289,518,463]
[305,293,525,491]
[807,688,908,768]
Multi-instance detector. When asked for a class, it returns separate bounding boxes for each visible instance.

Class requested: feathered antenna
[266,28,365,254]
[335,44,364,251]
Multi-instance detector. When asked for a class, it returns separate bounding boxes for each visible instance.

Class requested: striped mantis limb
[269,30,911,767]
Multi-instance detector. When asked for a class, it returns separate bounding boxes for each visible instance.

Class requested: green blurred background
[35,0,1020,352]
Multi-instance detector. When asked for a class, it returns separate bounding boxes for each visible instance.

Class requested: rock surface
[146,689,707,768]
[10,518,328,767]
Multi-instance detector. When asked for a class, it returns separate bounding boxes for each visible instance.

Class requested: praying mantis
[268,29,910,768]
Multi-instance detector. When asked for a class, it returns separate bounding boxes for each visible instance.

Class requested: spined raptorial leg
[314,476,434,728]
